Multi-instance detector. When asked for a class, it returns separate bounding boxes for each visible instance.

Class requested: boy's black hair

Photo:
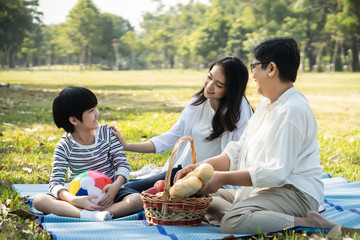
[251,37,300,82]
[52,86,98,133]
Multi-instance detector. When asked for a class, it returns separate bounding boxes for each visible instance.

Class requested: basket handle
[163,136,196,200]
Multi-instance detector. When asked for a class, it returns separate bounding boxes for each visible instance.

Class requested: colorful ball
[68,170,113,205]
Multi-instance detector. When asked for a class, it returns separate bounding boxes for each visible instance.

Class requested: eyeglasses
[250,62,268,72]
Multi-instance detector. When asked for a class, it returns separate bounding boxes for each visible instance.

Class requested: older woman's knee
[220,212,249,234]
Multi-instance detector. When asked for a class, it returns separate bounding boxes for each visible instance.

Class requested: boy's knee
[33,193,50,208]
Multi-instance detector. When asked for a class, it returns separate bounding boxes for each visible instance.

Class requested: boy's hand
[107,125,128,150]
[72,195,102,211]
[98,175,124,208]
[98,183,119,208]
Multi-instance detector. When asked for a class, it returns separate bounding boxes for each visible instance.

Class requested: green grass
[0,70,360,239]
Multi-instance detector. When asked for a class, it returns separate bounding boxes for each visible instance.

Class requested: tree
[119,31,144,69]
[193,4,230,65]
[0,0,40,68]
[339,0,360,71]
[291,0,337,71]
[98,13,133,69]
[140,0,209,69]
[65,0,102,69]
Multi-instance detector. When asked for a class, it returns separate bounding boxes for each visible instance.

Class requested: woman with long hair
[110,56,253,192]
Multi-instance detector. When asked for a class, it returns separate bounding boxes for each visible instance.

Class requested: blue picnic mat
[12,173,360,240]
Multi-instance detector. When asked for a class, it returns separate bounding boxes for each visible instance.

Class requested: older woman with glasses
[174,37,338,234]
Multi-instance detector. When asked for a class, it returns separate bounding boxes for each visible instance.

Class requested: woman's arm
[126,141,156,153]
[199,170,252,194]
[173,152,231,182]
[174,152,252,193]
[108,125,156,153]
[109,97,197,154]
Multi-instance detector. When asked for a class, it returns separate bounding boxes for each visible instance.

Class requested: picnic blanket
[12,173,360,240]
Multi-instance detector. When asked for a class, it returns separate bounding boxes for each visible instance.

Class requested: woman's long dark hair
[192,56,249,141]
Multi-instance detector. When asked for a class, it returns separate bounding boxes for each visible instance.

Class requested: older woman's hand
[197,171,224,195]
[173,164,197,183]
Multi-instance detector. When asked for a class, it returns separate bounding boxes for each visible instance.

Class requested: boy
[33,86,143,221]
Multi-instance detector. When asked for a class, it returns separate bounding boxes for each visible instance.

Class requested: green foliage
[0,0,40,68]
[2,0,360,71]
[0,70,359,239]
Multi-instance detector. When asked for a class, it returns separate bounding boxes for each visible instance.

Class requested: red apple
[144,187,159,195]
[154,180,165,192]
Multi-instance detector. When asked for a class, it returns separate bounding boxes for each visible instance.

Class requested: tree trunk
[340,39,347,70]
[169,55,174,69]
[47,52,52,70]
[299,42,306,73]
[306,49,316,71]
[351,35,359,72]
[112,42,120,71]
[80,43,87,71]
[87,45,92,70]
[5,46,14,68]
[315,44,325,72]
[332,39,339,71]
[1,52,5,68]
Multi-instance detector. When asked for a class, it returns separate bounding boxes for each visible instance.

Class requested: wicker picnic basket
[141,136,212,226]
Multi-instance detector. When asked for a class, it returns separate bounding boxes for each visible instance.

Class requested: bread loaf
[186,163,214,185]
[170,175,202,198]
[170,163,214,198]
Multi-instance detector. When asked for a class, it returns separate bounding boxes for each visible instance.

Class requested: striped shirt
[49,125,130,198]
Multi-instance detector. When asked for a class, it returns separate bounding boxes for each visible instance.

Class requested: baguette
[170,163,214,197]
[169,175,202,198]
[186,163,214,185]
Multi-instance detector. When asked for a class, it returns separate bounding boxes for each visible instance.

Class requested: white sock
[80,210,113,221]
[95,211,113,221]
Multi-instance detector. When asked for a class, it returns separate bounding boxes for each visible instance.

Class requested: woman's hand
[107,125,156,153]
[197,172,224,195]
[107,125,128,150]
[173,164,197,183]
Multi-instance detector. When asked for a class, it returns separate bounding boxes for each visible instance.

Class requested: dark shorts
[123,165,183,193]
[114,187,139,202]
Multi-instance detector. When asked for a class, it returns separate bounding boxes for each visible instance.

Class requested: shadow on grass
[8,83,200,91]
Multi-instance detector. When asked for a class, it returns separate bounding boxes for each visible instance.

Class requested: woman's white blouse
[190,99,222,162]
[150,96,253,170]
[224,87,324,205]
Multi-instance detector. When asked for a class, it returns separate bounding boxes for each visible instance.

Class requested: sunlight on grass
[0,70,359,239]
[1,70,359,181]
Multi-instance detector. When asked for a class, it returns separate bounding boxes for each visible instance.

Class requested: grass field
[0,70,360,239]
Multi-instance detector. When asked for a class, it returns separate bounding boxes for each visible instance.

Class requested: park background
[1,0,360,72]
[1,0,360,239]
